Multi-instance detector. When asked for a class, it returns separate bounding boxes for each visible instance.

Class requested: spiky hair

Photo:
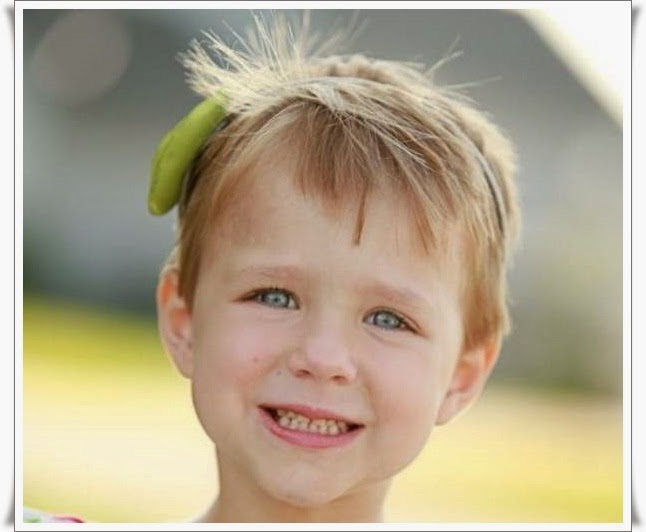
[168,11,520,349]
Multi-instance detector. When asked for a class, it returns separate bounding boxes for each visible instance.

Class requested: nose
[286,309,358,384]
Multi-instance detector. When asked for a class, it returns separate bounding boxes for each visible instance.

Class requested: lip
[258,406,364,450]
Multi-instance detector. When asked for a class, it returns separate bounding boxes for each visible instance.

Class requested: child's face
[162,157,489,510]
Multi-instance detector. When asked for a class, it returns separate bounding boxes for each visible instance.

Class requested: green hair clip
[148,92,229,215]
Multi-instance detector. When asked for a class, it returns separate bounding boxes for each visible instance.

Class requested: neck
[196,455,390,523]
[201,492,386,523]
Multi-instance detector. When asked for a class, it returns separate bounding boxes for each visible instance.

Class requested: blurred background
[22,7,625,523]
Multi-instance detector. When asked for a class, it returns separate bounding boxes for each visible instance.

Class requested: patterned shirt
[23,507,85,523]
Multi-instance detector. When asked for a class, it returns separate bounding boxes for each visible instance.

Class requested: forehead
[194,157,466,340]
[206,151,463,279]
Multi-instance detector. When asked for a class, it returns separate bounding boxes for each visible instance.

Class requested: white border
[15,1,24,530]
[2,0,15,531]
[9,0,638,10]
[12,1,633,530]
[631,0,644,531]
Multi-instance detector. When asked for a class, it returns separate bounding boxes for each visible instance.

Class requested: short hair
[165,13,520,351]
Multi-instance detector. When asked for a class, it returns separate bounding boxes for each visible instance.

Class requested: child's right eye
[249,288,298,309]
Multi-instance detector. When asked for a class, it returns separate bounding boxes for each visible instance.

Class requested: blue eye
[366,310,411,331]
[252,288,297,309]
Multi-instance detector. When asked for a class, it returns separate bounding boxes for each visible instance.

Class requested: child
[151,12,520,524]
[26,11,520,524]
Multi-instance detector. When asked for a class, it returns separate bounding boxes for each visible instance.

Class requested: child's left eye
[365,310,412,332]
[249,288,298,309]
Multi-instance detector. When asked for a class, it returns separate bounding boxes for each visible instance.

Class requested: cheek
[193,315,285,384]
[373,353,440,427]
[190,312,289,441]
[378,316,463,427]
[367,344,458,471]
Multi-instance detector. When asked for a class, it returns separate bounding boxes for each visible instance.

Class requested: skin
[157,155,500,523]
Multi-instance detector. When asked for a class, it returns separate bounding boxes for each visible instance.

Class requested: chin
[274,483,341,508]
[262,472,347,508]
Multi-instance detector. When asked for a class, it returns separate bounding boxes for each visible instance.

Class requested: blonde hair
[166,13,520,350]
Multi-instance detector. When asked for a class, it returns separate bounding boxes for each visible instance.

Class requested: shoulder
[24,507,85,523]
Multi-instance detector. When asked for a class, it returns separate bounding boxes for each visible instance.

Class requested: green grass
[22,295,624,523]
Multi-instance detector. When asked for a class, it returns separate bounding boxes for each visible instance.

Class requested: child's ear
[435,335,501,425]
[156,267,194,379]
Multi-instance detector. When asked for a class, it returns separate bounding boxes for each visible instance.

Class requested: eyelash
[246,287,298,309]
[366,309,415,332]
[245,287,415,333]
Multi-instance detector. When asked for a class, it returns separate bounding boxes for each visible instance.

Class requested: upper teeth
[275,409,349,434]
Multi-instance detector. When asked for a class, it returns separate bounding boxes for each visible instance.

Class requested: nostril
[287,348,357,382]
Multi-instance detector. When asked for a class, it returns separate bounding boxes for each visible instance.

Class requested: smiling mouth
[261,406,363,435]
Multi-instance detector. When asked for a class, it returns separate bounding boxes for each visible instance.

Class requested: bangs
[225,98,468,253]
[170,13,520,349]
[176,72,517,350]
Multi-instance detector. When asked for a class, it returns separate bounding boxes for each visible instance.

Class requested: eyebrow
[361,281,432,313]
[231,264,433,312]
[233,264,306,283]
